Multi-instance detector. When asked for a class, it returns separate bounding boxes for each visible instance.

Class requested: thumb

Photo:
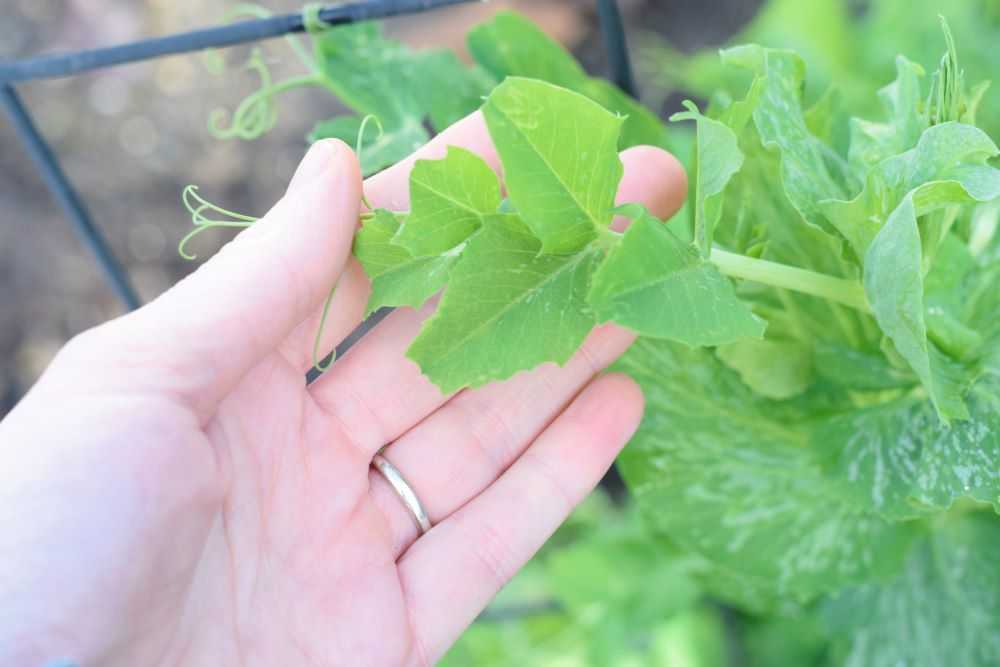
[90,139,363,419]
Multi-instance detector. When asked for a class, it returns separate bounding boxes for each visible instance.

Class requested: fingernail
[288,140,339,192]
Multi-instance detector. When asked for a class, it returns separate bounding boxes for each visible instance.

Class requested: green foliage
[393,146,501,257]
[356,77,771,392]
[194,6,1000,663]
[441,495,727,667]
[823,511,1000,667]
[210,9,667,176]
[468,11,666,150]
[616,15,1000,664]
[352,209,456,316]
[405,211,600,393]
[642,0,1000,140]
[588,204,764,345]
[815,376,1000,519]
[616,339,917,607]
[482,78,624,254]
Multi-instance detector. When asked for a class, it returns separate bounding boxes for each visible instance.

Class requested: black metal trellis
[0,0,639,313]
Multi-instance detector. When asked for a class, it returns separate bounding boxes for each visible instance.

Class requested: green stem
[710,248,872,314]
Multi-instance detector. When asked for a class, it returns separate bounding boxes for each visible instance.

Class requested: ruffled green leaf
[825,512,1000,667]
[824,122,1000,258]
[617,339,915,604]
[723,45,857,234]
[816,375,1000,520]
[848,55,927,170]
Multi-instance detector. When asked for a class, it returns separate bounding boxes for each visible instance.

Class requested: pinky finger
[396,373,645,663]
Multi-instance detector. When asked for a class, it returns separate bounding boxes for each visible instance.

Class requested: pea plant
[188,10,1000,666]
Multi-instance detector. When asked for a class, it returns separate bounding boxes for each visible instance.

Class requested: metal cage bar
[1,84,141,309]
[0,0,476,83]
[1,0,638,313]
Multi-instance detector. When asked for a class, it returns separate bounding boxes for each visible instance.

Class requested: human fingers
[277,111,501,373]
[397,373,644,663]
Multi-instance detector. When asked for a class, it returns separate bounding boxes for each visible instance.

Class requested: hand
[0,112,686,666]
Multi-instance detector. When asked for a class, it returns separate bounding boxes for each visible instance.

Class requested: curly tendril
[312,282,341,373]
[208,49,318,141]
[309,112,384,373]
[178,185,258,260]
[206,2,332,141]
[356,114,385,211]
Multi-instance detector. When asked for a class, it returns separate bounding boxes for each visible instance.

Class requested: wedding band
[371,453,432,535]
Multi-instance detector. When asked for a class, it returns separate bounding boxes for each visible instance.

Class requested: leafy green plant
[185,8,1000,665]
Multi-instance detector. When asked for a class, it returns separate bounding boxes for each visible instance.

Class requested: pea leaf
[825,512,1000,667]
[848,55,927,170]
[670,101,745,256]
[816,376,1000,520]
[588,204,765,345]
[863,190,1000,421]
[467,11,585,90]
[722,45,856,234]
[578,78,668,149]
[468,11,665,149]
[353,210,455,316]
[410,50,495,132]
[824,122,1000,258]
[310,22,489,175]
[616,338,914,604]
[394,146,501,257]
[483,77,624,254]
[406,214,600,393]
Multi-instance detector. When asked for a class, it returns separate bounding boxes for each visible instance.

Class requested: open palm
[0,112,686,666]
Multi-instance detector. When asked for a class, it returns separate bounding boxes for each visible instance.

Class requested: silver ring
[371,453,432,535]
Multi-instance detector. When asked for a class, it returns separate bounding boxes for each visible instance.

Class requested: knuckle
[461,514,518,589]
[54,323,118,369]
[522,449,577,516]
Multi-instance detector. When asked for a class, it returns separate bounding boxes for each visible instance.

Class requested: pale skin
[0,112,687,666]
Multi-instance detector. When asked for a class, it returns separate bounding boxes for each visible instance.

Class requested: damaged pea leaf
[310,23,491,175]
[353,209,456,316]
[616,338,915,605]
[816,375,1000,520]
[864,194,972,422]
[483,77,625,255]
[394,146,502,257]
[406,213,600,394]
[722,45,857,234]
[824,512,1000,667]
[588,204,764,346]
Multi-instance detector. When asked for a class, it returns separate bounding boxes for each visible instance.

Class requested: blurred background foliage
[1,1,997,664]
